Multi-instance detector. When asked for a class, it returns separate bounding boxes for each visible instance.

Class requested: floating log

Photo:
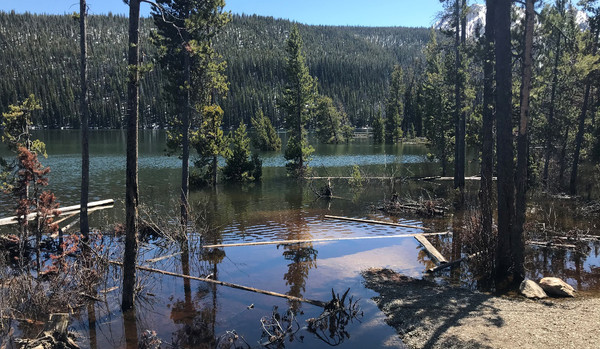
[145,252,182,264]
[526,240,578,249]
[324,215,430,231]
[0,199,114,226]
[414,235,448,265]
[202,231,451,249]
[109,261,326,307]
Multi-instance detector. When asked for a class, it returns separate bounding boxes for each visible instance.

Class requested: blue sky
[0,0,452,27]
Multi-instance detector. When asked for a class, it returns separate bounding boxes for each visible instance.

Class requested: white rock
[519,279,547,299]
[539,277,576,297]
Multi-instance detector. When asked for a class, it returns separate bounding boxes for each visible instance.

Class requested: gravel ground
[362,268,600,349]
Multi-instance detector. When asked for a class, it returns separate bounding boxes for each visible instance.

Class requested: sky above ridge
[0,0,458,27]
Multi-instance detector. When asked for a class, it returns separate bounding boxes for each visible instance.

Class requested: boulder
[539,277,575,297]
[519,279,547,299]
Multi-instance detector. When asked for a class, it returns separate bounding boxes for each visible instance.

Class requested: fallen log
[201,231,451,249]
[0,199,114,226]
[109,261,326,307]
[527,240,578,249]
[426,252,481,273]
[414,235,448,265]
[324,215,430,231]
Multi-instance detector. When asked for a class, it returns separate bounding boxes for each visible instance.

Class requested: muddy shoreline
[363,268,600,349]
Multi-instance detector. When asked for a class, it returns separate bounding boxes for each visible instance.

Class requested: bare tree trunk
[480,0,495,241]
[80,0,89,240]
[494,0,516,292]
[122,0,140,311]
[570,83,591,195]
[181,50,190,223]
[514,0,535,284]
[543,30,562,188]
[570,29,599,194]
[454,0,465,190]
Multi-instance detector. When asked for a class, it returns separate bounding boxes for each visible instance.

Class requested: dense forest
[0,11,429,129]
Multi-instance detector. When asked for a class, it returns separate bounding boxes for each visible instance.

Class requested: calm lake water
[1,130,598,348]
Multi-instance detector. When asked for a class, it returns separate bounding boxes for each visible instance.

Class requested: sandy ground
[362,268,600,349]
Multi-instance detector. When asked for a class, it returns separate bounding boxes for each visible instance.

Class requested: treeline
[0,11,429,129]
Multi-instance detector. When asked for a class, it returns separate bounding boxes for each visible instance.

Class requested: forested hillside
[0,11,429,129]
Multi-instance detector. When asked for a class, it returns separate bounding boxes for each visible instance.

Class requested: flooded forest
[1,0,599,348]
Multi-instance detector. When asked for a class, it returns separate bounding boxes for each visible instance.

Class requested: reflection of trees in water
[169,242,224,348]
[282,244,318,311]
[525,242,600,292]
[282,184,318,311]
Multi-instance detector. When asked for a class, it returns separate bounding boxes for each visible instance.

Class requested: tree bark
[454,0,466,190]
[494,0,516,291]
[514,0,535,284]
[79,0,89,240]
[569,83,591,194]
[122,0,140,311]
[481,0,495,242]
[181,49,190,223]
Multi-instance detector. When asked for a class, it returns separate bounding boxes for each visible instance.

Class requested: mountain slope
[0,12,429,128]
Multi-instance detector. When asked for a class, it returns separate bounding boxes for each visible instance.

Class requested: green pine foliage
[250,109,281,151]
[281,25,316,175]
[385,65,404,143]
[422,29,453,176]
[191,105,229,186]
[0,12,429,129]
[371,108,385,144]
[223,121,261,182]
[315,96,343,144]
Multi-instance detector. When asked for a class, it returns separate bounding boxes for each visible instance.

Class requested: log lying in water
[109,261,326,307]
[201,231,451,249]
[324,215,430,231]
[414,234,448,265]
[426,252,482,273]
[0,199,114,226]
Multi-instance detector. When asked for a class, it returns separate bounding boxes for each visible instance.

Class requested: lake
[1,130,598,348]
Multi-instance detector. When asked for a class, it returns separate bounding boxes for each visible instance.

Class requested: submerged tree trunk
[181,50,191,223]
[79,0,89,240]
[481,0,495,241]
[494,0,517,291]
[514,0,535,284]
[123,0,140,311]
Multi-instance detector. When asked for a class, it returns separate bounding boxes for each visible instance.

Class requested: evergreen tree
[371,108,385,144]
[191,105,229,186]
[250,109,281,151]
[223,121,261,182]
[315,95,343,143]
[280,25,316,175]
[422,30,453,176]
[152,0,230,216]
[385,65,404,143]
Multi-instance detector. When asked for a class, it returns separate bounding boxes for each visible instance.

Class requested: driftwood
[426,252,482,273]
[414,235,448,265]
[0,199,114,226]
[145,252,182,264]
[15,313,79,349]
[109,261,326,307]
[201,231,451,249]
[323,215,430,231]
[526,240,578,249]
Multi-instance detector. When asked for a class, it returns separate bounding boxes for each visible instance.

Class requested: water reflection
[281,185,318,311]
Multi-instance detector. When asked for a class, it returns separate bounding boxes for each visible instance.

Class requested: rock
[539,277,575,297]
[519,279,547,299]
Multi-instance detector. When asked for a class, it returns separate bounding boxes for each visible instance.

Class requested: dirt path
[363,268,600,349]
